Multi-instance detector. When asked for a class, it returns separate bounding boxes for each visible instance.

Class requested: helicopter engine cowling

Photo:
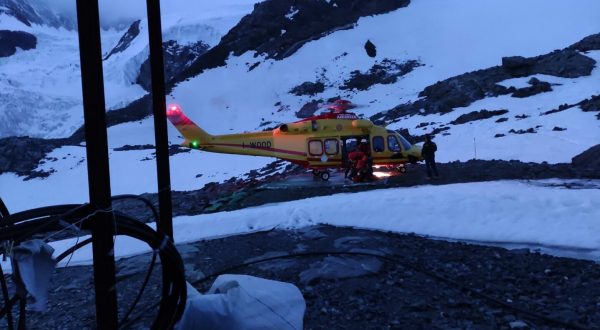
[351,119,373,129]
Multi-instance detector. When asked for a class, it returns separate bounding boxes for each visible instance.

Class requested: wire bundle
[0,196,187,329]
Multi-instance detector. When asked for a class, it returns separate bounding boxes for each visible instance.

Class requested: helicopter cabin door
[341,135,370,167]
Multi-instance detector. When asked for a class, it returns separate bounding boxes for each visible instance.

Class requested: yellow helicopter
[167,100,423,181]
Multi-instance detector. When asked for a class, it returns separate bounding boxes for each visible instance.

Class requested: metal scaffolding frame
[75,0,173,327]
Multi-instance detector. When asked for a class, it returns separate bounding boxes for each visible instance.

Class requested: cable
[0,197,15,330]
[0,198,9,220]
[187,250,588,330]
[0,266,14,330]
[119,252,157,328]
[0,199,186,329]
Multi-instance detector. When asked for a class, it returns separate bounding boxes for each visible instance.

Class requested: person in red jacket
[347,141,374,182]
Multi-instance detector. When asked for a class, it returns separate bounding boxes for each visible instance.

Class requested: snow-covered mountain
[1,0,600,212]
[0,0,259,138]
[0,0,75,30]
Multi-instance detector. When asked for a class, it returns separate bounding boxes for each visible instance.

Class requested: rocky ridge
[371,34,600,125]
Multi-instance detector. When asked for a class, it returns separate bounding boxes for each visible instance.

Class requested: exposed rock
[572,144,600,170]
[494,133,505,138]
[415,122,432,129]
[0,30,36,57]
[514,114,529,119]
[569,33,600,52]
[552,126,566,132]
[541,95,600,119]
[113,144,154,151]
[295,100,322,118]
[579,95,600,118]
[0,136,71,176]
[508,128,536,135]
[136,40,210,91]
[503,50,595,78]
[364,39,377,57]
[496,117,508,123]
[177,0,411,82]
[0,0,74,29]
[340,59,420,91]
[69,96,153,142]
[531,49,595,78]
[103,20,141,60]
[511,78,552,98]
[168,145,191,156]
[371,34,598,125]
[289,81,325,96]
[450,109,509,125]
[502,56,536,76]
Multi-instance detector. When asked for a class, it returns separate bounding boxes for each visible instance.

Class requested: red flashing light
[166,103,181,115]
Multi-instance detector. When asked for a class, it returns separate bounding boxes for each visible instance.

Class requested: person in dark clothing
[421,134,439,178]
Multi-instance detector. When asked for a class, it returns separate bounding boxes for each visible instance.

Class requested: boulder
[572,144,600,169]
[0,30,36,57]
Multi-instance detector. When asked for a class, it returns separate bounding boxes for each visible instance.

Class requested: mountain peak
[0,0,75,30]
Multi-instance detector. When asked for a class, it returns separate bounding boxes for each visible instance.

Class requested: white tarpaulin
[177,274,305,330]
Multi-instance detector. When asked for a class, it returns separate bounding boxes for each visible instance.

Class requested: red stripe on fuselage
[204,142,306,156]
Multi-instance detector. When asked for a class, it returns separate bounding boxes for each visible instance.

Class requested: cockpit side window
[372,136,384,152]
[387,135,401,152]
[398,134,412,150]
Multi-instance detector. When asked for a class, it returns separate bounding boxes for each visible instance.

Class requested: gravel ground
[3,225,600,329]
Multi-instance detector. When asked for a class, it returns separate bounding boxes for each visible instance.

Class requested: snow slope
[1,0,600,214]
[0,0,262,138]
[164,0,600,163]
[3,180,599,272]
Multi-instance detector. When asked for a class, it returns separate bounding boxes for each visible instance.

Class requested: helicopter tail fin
[166,104,212,148]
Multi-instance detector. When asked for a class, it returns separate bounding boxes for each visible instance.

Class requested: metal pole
[75,1,118,328]
[146,0,174,240]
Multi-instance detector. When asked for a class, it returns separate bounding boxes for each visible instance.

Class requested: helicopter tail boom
[166,104,212,148]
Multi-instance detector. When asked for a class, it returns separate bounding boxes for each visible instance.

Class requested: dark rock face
[69,0,412,134]
[289,81,325,96]
[0,0,74,29]
[579,95,600,117]
[502,50,595,78]
[450,109,509,125]
[529,49,596,78]
[177,0,410,82]
[541,95,600,119]
[103,20,141,60]
[509,128,536,135]
[572,144,600,170]
[340,59,420,91]
[113,144,154,151]
[0,136,71,176]
[295,100,322,118]
[511,77,552,98]
[0,30,36,57]
[371,34,599,125]
[69,96,153,143]
[569,33,600,52]
[364,39,377,57]
[136,40,210,91]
